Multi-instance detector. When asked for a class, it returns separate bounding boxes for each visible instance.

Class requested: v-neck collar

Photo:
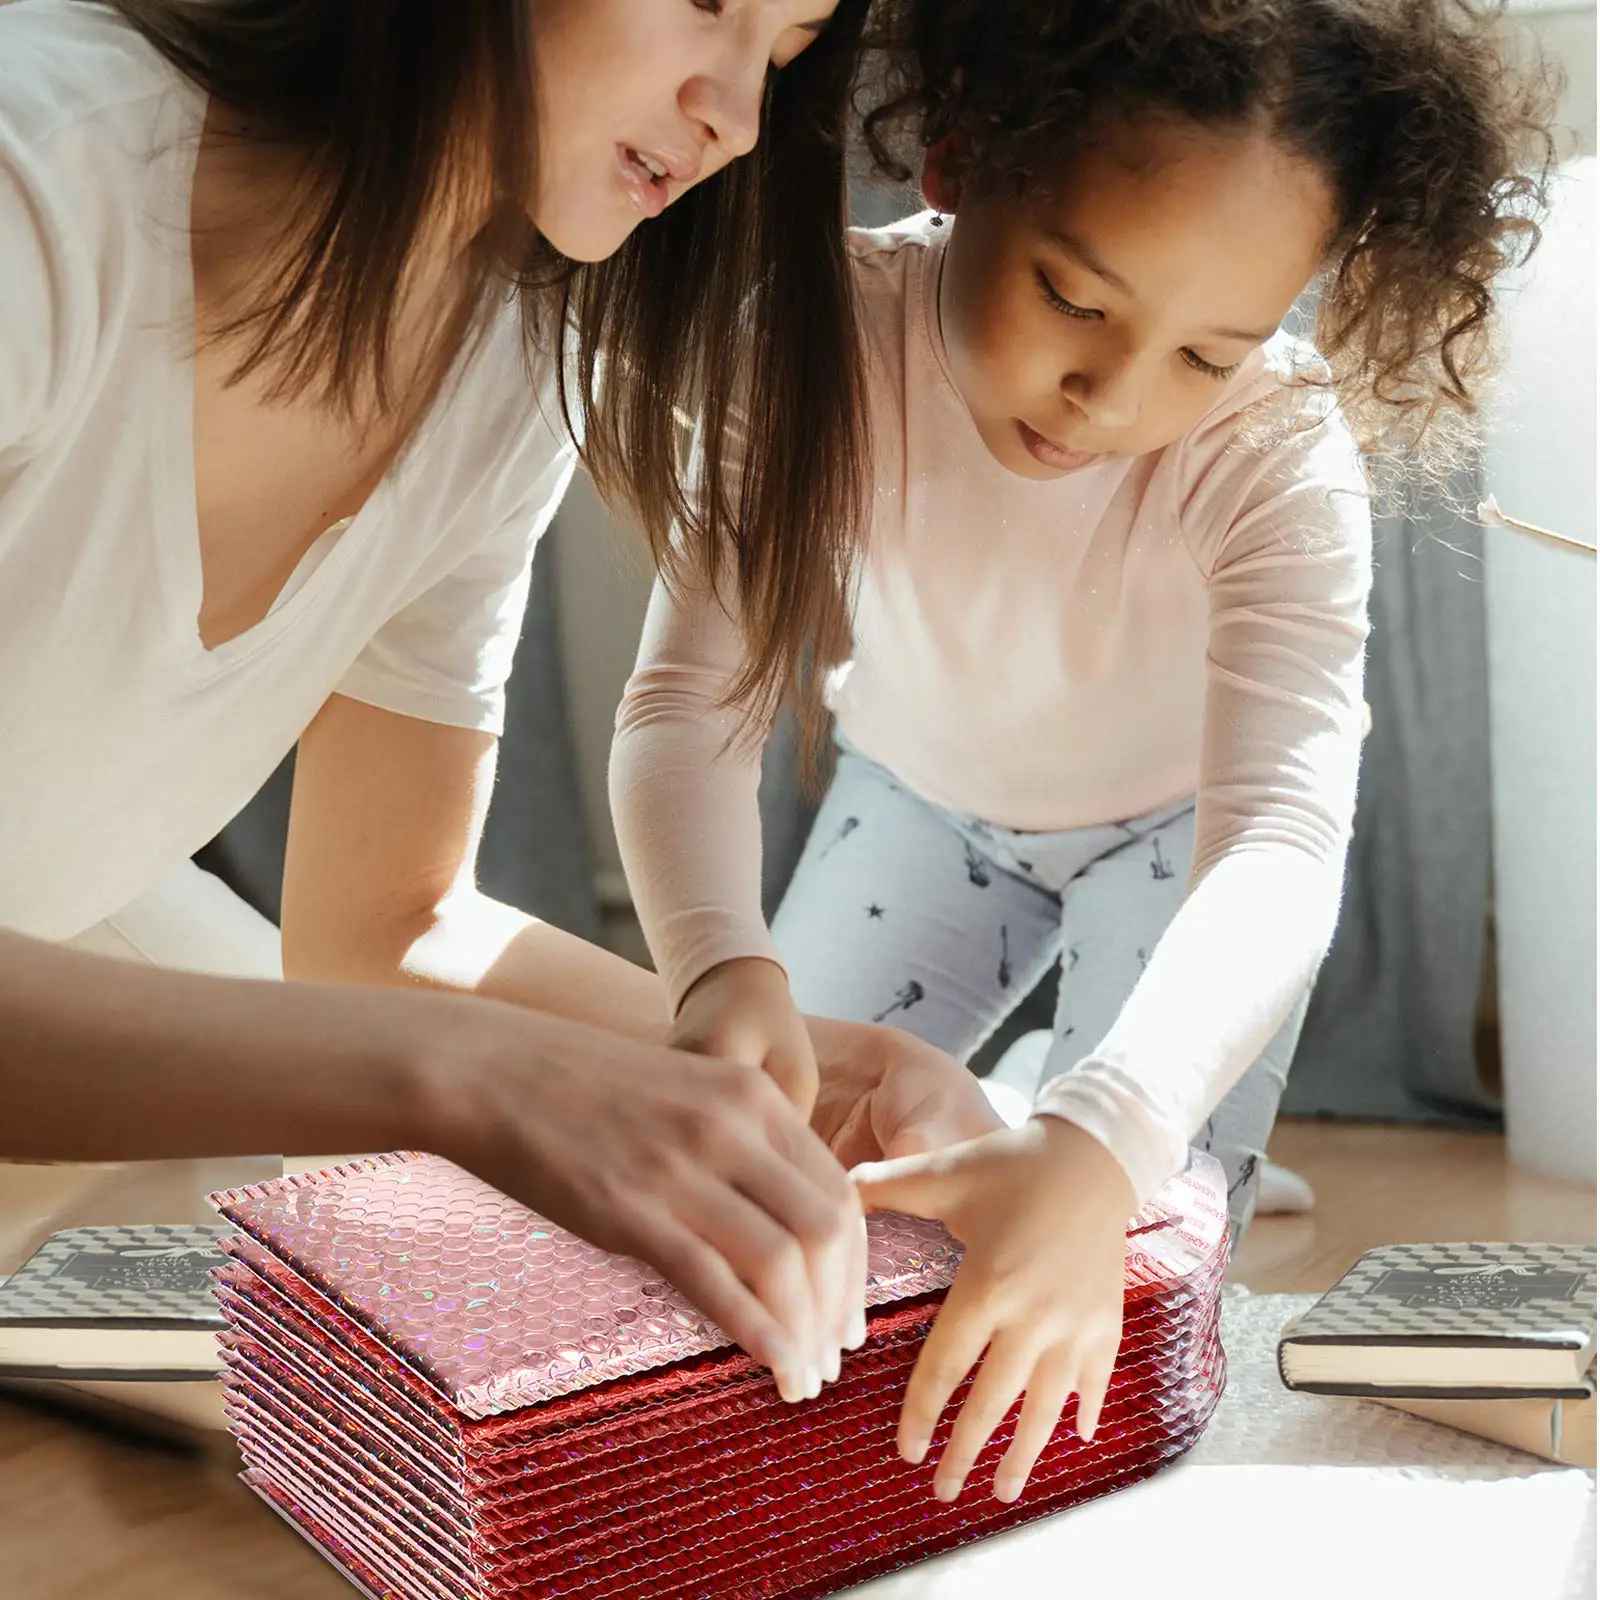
[152,86,439,685]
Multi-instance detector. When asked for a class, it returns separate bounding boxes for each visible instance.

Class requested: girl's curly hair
[861,0,1558,474]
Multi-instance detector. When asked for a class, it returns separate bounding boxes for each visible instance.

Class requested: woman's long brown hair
[112,0,868,752]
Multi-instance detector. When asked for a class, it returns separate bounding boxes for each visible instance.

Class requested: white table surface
[844,1290,1597,1600]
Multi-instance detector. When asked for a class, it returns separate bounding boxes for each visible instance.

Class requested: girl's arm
[608,574,825,1109]
[609,573,783,1015]
[1032,405,1372,1204]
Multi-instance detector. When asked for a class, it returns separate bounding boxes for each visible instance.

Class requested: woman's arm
[278,687,1001,1381]
[0,929,418,1164]
[284,688,790,1058]
[275,690,858,1387]
[0,924,863,1402]
[281,692,673,1037]
[284,691,997,1152]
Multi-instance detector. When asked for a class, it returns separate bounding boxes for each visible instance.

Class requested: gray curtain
[1282,485,1500,1126]
[196,533,601,943]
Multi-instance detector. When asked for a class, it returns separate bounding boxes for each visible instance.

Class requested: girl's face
[528,0,838,261]
[932,117,1336,479]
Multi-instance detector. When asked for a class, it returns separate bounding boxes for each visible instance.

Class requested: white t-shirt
[0,2,577,940]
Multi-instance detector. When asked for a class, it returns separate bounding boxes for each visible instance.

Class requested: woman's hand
[673,960,1006,1164]
[671,957,819,1115]
[851,1116,1138,1503]
[804,1016,1004,1169]
[421,997,861,1404]
[668,963,1005,1363]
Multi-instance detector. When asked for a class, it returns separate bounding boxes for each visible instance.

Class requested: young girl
[0,0,1008,1412]
[612,0,1551,1499]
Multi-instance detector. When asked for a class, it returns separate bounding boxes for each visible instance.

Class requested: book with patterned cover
[1278,1242,1598,1399]
[0,1224,228,1379]
[1373,1371,1596,1466]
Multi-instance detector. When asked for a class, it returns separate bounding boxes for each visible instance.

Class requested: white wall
[1505,3,1597,159]
[1481,4,1597,1181]
[1481,153,1596,1182]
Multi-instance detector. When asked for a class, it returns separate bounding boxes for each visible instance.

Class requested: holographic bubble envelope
[211,1149,1228,1599]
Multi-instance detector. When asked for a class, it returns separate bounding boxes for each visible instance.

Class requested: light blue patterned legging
[772,743,1309,1240]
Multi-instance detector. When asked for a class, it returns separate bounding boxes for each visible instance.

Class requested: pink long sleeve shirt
[611,215,1373,1205]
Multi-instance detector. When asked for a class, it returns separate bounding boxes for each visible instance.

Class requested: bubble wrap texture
[212,1150,1225,1418]
[210,1150,1230,1600]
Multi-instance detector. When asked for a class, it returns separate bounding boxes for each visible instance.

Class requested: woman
[0,0,996,1406]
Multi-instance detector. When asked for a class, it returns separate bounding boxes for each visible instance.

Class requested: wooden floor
[0,1120,1592,1600]
[1229,1119,1597,1292]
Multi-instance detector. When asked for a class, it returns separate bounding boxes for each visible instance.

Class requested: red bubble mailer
[211,1148,1228,1599]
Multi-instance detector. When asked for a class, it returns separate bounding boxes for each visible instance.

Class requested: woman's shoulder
[0,1,192,145]
[0,0,201,258]
[406,298,577,522]
[0,4,200,449]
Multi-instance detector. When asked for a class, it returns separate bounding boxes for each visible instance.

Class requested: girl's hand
[852,1117,1139,1503]
[669,956,854,1373]
[671,957,820,1117]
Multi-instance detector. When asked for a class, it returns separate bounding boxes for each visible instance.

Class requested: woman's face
[528,0,839,261]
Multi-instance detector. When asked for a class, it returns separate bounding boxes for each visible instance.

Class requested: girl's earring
[922,135,956,225]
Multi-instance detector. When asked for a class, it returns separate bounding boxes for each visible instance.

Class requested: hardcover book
[1372,1380,1596,1467]
[1277,1241,1597,1399]
[0,1224,228,1380]
[210,1149,1230,1600]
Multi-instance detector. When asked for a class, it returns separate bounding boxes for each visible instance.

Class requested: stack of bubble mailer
[210,1149,1228,1599]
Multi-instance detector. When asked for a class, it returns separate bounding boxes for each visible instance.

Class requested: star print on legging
[873,980,926,1023]
[817,816,860,860]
